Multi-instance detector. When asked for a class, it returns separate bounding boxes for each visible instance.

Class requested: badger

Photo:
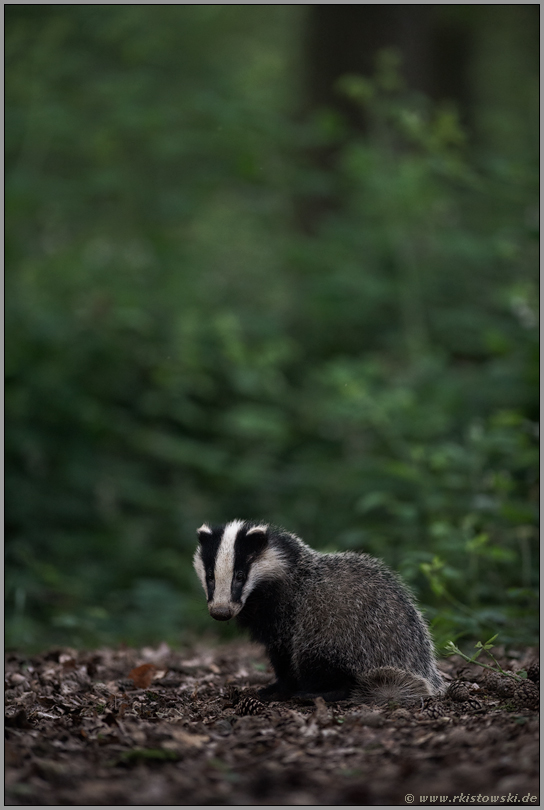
[193,520,444,705]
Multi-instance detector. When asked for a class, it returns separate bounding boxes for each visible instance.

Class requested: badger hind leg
[353,667,435,707]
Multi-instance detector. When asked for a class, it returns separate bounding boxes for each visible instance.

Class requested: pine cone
[526,661,539,685]
[418,698,446,719]
[481,672,500,694]
[456,698,484,714]
[514,680,539,710]
[236,695,266,716]
[446,681,472,702]
[482,672,515,698]
[225,684,241,705]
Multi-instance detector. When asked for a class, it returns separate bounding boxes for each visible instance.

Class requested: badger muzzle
[208,599,244,621]
[209,605,234,621]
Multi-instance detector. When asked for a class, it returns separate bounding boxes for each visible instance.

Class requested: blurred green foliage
[6,7,538,652]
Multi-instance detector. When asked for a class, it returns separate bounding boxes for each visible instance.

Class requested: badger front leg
[258,647,298,701]
[293,658,357,702]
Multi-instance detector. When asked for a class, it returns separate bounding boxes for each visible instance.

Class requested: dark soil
[4,642,539,806]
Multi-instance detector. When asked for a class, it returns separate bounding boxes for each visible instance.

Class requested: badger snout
[209,605,234,621]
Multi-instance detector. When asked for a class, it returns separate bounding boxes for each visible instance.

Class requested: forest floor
[4,641,539,806]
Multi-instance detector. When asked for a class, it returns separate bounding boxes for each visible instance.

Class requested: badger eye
[234,571,245,582]
[206,569,214,581]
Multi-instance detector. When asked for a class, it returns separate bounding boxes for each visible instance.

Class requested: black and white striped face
[193,520,286,621]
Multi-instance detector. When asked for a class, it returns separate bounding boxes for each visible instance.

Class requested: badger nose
[209,606,233,621]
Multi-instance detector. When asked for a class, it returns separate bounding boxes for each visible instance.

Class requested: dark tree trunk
[304,5,472,127]
[297,5,473,233]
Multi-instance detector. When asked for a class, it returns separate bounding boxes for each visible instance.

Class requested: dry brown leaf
[127,663,157,689]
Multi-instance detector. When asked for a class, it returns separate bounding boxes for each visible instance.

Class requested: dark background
[5,5,539,652]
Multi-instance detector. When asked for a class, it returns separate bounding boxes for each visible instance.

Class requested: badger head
[193,520,287,621]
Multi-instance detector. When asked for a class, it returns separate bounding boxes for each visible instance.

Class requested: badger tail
[352,666,439,706]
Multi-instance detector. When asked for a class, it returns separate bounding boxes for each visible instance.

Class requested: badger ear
[246,526,268,539]
[197,524,213,540]
[246,525,268,544]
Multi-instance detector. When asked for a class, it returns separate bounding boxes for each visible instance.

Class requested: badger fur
[194,520,444,705]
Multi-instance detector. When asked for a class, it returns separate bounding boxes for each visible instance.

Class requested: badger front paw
[258,681,293,701]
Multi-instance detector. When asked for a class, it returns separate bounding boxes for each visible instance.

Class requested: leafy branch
[444,635,527,683]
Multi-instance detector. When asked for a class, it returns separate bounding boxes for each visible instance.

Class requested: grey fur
[194,521,444,706]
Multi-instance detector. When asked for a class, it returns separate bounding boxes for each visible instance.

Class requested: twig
[444,637,526,683]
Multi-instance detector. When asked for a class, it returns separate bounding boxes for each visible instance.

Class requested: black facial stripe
[231,576,245,603]
[198,531,221,601]
[232,528,268,601]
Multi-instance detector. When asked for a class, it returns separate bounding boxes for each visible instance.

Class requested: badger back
[193,520,291,621]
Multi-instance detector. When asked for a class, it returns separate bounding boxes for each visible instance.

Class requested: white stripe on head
[244,544,288,596]
[194,524,213,592]
[193,546,206,591]
[211,519,244,607]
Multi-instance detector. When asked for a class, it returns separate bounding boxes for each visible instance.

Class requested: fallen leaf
[151,668,168,680]
[168,728,209,748]
[127,664,157,689]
